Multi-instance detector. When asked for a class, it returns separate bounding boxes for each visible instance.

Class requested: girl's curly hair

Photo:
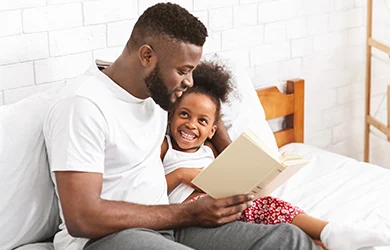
[178,60,233,123]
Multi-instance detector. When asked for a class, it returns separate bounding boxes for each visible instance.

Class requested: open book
[191,129,309,199]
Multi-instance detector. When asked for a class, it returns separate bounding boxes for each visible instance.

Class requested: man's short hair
[128,3,208,50]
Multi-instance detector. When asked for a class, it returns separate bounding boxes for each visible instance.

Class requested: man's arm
[56,171,197,238]
[56,171,253,238]
[210,120,232,154]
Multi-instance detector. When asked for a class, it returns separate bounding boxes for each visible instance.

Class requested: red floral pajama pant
[190,195,304,224]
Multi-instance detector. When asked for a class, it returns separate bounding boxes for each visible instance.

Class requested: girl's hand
[178,168,204,191]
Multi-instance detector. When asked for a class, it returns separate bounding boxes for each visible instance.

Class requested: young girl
[160,60,390,250]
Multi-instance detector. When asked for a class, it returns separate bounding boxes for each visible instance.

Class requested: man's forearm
[71,199,193,239]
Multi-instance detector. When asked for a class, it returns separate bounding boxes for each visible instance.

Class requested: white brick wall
[49,26,106,56]
[107,20,136,47]
[286,17,307,39]
[258,1,300,23]
[34,53,92,84]
[278,58,302,81]
[291,37,312,58]
[0,0,46,11]
[233,4,257,27]
[22,3,83,33]
[209,7,233,31]
[93,47,122,62]
[250,42,290,66]
[313,31,348,52]
[203,32,222,54]
[0,10,22,37]
[0,62,35,90]
[1,0,390,168]
[329,8,364,31]
[83,0,138,25]
[46,0,84,5]
[264,22,286,43]
[222,25,264,50]
[0,33,49,65]
[194,0,239,11]
[335,0,355,11]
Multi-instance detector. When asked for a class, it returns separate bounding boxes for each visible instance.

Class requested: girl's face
[169,92,217,153]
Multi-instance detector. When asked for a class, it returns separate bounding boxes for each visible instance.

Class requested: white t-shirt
[163,135,214,204]
[43,64,169,250]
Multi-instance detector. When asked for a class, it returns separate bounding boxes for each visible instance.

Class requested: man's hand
[186,194,254,227]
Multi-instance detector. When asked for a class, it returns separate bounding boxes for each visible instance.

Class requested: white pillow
[0,83,78,249]
[220,61,279,155]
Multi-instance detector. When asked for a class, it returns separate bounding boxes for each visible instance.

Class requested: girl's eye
[179,112,188,117]
[199,118,208,125]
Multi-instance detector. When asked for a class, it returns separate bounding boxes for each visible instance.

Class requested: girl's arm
[161,138,202,193]
[167,140,216,193]
[165,169,182,193]
[166,168,203,193]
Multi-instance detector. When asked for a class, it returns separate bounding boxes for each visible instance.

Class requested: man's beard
[145,65,173,111]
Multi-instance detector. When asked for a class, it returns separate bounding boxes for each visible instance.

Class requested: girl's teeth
[180,131,195,140]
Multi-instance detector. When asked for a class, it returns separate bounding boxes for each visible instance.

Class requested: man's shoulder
[45,96,105,127]
[50,68,108,110]
[52,95,99,110]
[43,95,108,141]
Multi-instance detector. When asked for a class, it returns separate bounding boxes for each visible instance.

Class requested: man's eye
[178,70,189,75]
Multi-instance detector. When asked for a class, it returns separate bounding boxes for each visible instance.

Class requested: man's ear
[138,44,157,68]
[208,125,217,140]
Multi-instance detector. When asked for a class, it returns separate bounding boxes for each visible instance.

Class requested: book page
[191,132,283,199]
[243,129,281,163]
[252,161,307,199]
[280,152,309,167]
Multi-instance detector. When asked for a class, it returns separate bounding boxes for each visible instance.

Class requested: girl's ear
[208,125,217,140]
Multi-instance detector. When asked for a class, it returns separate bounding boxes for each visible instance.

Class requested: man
[43,3,322,250]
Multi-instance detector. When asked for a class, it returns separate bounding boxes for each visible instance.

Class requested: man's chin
[154,99,173,111]
[170,94,178,103]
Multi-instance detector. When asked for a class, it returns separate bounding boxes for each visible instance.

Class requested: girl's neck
[170,136,202,153]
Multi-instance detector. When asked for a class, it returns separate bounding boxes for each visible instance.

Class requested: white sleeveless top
[163,135,215,203]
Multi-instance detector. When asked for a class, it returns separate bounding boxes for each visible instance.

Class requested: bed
[258,79,390,250]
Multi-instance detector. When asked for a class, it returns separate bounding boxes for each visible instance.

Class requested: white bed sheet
[274,143,390,249]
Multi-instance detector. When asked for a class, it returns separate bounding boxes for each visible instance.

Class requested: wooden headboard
[256,79,304,148]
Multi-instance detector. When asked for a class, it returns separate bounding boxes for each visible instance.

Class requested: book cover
[191,129,308,199]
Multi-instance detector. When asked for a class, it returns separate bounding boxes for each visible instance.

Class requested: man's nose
[183,75,193,89]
